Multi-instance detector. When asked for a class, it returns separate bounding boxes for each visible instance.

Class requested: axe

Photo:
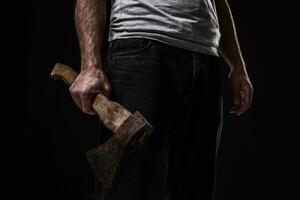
[51,63,153,188]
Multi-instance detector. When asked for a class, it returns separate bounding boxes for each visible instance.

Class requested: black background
[9,0,299,199]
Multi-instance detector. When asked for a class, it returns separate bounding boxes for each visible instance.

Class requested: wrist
[230,59,246,71]
[230,64,250,80]
[81,67,104,75]
[80,62,104,75]
[81,56,103,71]
[81,63,103,73]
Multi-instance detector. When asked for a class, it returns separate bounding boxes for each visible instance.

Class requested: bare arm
[70,0,111,114]
[216,0,245,71]
[75,0,107,71]
[216,0,253,116]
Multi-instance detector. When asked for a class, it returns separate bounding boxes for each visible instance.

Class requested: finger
[69,87,83,111]
[230,91,243,114]
[237,85,253,115]
[102,81,111,97]
[230,105,240,113]
[81,93,96,115]
[233,93,241,107]
[240,90,245,102]
[231,80,242,108]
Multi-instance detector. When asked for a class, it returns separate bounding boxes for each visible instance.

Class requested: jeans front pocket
[109,38,153,57]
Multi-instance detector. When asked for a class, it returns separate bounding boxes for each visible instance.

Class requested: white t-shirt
[108,0,221,56]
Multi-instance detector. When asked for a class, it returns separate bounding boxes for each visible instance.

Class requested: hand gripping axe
[51,63,153,189]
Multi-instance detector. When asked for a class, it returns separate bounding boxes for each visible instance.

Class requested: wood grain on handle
[51,63,78,87]
[51,63,132,133]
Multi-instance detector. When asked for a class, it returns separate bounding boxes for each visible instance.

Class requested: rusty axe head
[86,111,153,188]
[51,63,153,189]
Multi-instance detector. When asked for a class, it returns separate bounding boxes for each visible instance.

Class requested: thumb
[230,82,242,113]
[233,83,241,106]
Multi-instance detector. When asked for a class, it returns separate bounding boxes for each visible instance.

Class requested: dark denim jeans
[96,38,223,200]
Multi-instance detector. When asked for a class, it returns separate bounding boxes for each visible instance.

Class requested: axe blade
[86,111,153,189]
[86,138,124,189]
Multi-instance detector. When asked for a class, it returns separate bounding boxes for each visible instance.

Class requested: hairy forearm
[75,0,107,71]
[216,0,246,72]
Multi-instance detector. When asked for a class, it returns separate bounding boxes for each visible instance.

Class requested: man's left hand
[229,67,253,116]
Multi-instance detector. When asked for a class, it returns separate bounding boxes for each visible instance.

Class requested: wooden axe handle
[51,63,131,133]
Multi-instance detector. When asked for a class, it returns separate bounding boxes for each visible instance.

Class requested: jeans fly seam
[190,52,197,91]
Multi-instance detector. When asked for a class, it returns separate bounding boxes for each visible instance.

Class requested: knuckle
[82,108,88,114]
[69,86,80,95]
[80,91,88,98]
[105,85,111,92]
[69,85,75,93]
[82,106,94,115]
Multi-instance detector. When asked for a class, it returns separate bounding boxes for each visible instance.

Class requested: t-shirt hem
[108,32,219,57]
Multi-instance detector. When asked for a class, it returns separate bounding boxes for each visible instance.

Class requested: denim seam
[191,52,197,91]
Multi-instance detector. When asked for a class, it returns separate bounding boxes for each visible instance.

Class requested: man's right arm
[70,0,111,115]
